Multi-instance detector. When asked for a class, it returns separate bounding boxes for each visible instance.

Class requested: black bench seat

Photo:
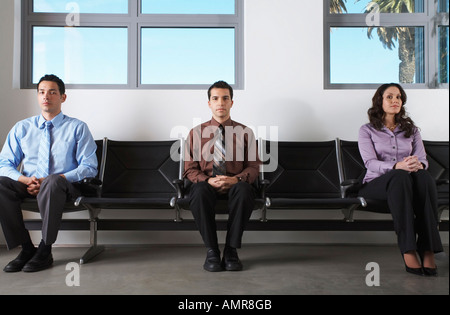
[262,140,367,221]
[22,138,448,264]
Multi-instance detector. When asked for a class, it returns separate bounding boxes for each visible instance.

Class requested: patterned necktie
[213,124,226,176]
[35,121,53,178]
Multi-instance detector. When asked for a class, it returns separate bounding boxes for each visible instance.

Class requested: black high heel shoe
[402,254,424,276]
[418,252,438,277]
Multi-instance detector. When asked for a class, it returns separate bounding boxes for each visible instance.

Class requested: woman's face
[382,86,403,117]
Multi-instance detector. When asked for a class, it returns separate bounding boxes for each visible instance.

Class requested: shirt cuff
[197,174,211,183]
[63,170,79,183]
[235,173,249,183]
[382,162,397,173]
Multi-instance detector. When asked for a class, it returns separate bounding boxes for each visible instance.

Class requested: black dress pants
[359,170,443,254]
[189,181,256,249]
[0,175,80,249]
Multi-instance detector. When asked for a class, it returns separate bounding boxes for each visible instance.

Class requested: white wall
[0,0,448,246]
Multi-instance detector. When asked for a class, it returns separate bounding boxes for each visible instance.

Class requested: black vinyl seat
[262,140,366,221]
[78,139,180,208]
[75,139,181,260]
[338,139,390,220]
[423,140,449,220]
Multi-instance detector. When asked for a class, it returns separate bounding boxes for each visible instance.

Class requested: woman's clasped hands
[395,155,424,173]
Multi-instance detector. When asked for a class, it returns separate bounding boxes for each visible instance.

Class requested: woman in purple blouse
[358,83,443,277]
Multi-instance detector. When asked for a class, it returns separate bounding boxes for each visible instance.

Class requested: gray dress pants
[0,175,80,249]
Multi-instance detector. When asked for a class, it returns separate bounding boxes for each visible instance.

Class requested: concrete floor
[0,244,448,296]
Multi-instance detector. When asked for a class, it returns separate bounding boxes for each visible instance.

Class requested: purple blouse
[358,123,428,183]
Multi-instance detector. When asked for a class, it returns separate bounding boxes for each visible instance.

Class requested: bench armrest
[341,179,360,186]
[259,179,270,198]
[73,177,102,197]
[173,179,185,198]
[340,179,362,197]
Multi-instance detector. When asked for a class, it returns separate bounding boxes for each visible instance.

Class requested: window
[141,28,236,85]
[33,27,128,85]
[141,0,235,14]
[21,0,243,89]
[33,0,129,14]
[324,0,449,89]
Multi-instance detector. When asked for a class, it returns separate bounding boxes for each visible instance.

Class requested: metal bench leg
[342,198,367,223]
[260,198,269,222]
[341,209,354,222]
[174,204,183,223]
[80,210,105,264]
[342,205,359,223]
[437,207,446,223]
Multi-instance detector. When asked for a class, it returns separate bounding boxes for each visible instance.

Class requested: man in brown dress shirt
[184,81,260,272]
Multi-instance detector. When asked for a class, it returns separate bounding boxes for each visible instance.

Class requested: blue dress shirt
[0,112,98,183]
[358,123,428,184]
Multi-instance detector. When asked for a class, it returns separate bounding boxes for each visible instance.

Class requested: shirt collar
[38,112,64,129]
[382,125,400,134]
[210,117,232,127]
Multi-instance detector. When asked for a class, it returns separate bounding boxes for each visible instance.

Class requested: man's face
[37,81,66,117]
[208,88,233,122]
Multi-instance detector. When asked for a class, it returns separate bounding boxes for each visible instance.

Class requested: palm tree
[361,0,418,83]
[330,0,419,83]
[330,0,348,13]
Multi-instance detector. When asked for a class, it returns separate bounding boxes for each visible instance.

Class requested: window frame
[324,0,449,89]
[21,0,244,90]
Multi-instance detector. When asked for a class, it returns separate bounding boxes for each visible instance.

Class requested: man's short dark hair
[208,81,233,100]
[37,74,66,95]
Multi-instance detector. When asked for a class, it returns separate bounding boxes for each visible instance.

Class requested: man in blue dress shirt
[0,74,98,272]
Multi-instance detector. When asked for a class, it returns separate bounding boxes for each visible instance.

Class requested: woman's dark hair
[208,81,233,100]
[368,83,417,138]
[37,74,66,95]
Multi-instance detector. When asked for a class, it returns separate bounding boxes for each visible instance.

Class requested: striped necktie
[213,124,226,176]
[35,121,53,179]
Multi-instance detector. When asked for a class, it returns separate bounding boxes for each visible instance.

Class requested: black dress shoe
[222,247,243,271]
[3,248,37,273]
[422,266,438,277]
[203,249,223,272]
[418,252,438,277]
[22,252,53,273]
[402,254,423,276]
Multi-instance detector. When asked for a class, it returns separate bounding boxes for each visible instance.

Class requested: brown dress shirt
[183,118,261,184]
